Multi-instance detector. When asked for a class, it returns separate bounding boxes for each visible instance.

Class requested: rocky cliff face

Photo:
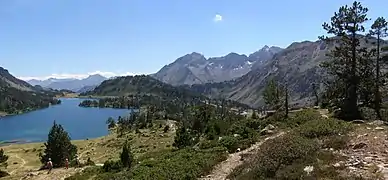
[153,46,283,86]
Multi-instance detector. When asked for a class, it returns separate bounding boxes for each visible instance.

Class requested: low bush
[128,147,228,180]
[102,160,122,172]
[0,170,9,178]
[228,134,319,180]
[297,118,351,139]
[65,166,101,180]
[218,136,240,152]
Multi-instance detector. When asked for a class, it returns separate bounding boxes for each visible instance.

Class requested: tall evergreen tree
[369,17,388,120]
[120,141,133,169]
[40,121,77,167]
[320,1,369,120]
[263,79,283,110]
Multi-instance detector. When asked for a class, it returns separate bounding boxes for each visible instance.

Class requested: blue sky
[0,0,386,80]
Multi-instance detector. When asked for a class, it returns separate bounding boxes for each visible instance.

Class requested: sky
[0,0,387,80]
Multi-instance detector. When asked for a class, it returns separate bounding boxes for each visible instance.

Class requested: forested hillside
[0,67,61,115]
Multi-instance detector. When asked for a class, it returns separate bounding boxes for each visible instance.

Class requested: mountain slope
[0,67,60,114]
[186,37,387,108]
[28,74,107,92]
[82,75,205,100]
[153,46,283,86]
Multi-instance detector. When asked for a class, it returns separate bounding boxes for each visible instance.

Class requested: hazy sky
[0,0,386,80]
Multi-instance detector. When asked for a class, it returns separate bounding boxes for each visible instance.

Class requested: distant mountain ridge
[27,74,107,92]
[152,46,283,86]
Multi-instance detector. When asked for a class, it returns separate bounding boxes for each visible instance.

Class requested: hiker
[75,154,80,167]
[47,158,53,174]
[65,158,69,169]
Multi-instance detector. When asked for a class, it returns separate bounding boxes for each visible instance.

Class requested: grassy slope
[1,120,175,180]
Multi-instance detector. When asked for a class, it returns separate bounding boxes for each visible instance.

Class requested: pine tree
[312,83,319,106]
[120,141,133,169]
[251,110,257,119]
[369,17,388,120]
[173,125,194,149]
[320,1,369,120]
[263,79,283,110]
[40,121,77,167]
[106,117,116,129]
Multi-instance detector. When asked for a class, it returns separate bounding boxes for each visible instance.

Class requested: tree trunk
[375,34,382,120]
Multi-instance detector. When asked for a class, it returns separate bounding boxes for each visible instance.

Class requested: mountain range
[185,37,388,107]
[152,45,283,86]
[27,74,107,92]
[3,36,387,110]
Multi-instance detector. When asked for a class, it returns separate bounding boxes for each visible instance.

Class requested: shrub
[286,109,322,127]
[0,170,9,178]
[297,118,351,139]
[173,126,196,149]
[163,125,170,133]
[198,139,218,149]
[218,136,240,152]
[102,160,122,172]
[227,120,257,139]
[130,147,228,180]
[229,134,319,179]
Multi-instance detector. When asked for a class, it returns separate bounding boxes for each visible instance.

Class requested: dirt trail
[19,167,85,180]
[10,154,26,175]
[199,132,285,180]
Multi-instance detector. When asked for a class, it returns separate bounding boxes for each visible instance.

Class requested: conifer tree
[120,141,133,169]
[173,125,194,149]
[263,79,283,110]
[320,1,369,120]
[106,117,116,129]
[369,17,388,120]
[40,121,77,167]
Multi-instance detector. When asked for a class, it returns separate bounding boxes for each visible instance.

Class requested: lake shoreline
[0,134,103,148]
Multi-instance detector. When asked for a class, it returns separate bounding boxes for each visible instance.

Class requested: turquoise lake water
[0,98,129,143]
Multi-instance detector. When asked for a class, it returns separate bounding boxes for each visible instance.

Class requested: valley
[1,1,388,180]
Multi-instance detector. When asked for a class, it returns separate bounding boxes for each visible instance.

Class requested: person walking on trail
[75,154,80,167]
[47,158,53,174]
[65,158,69,169]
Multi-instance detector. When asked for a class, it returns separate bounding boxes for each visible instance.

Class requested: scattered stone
[375,127,384,130]
[260,124,276,135]
[303,166,314,175]
[233,134,240,137]
[353,142,367,149]
[236,148,241,152]
[218,137,223,141]
[352,120,365,124]
[333,163,341,167]
[322,115,329,119]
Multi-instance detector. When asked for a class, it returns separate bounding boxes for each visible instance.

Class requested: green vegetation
[319,1,388,121]
[39,121,78,168]
[0,85,61,115]
[0,149,9,177]
[0,66,63,115]
[228,110,352,180]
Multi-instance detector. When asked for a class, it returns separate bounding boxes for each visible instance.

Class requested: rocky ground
[334,120,388,180]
